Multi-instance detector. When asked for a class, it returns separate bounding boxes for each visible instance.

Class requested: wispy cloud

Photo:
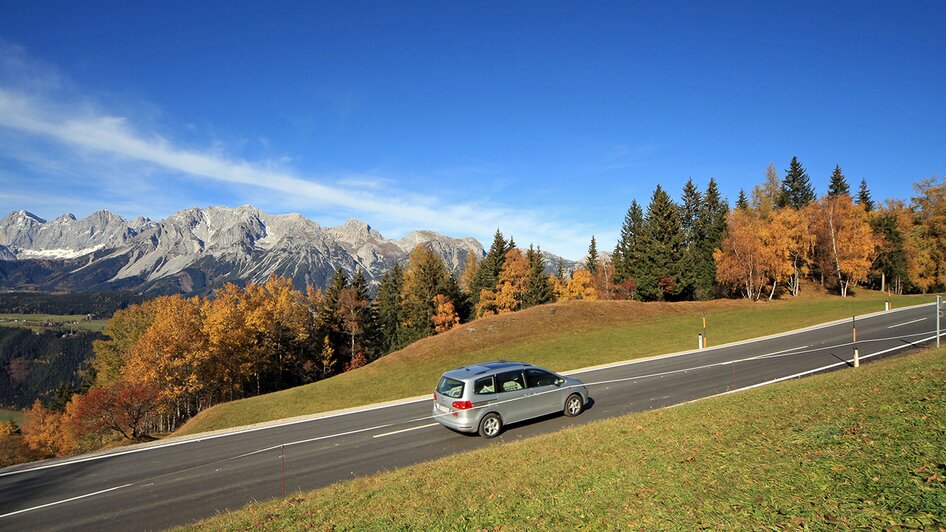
[0,47,599,258]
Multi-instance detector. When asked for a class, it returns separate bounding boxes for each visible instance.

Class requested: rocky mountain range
[0,206,578,295]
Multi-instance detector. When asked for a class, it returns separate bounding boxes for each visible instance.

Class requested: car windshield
[437,376,464,399]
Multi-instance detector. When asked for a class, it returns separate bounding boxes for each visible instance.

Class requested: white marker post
[853,347,859,368]
[937,295,942,349]
[698,333,704,351]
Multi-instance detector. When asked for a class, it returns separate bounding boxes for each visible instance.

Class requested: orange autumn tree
[561,268,598,301]
[814,195,878,297]
[714,208,768,300]
[766,205,816,297]
[124,295,210,422]
[432,294,460,333]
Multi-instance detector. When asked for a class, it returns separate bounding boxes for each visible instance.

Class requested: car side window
[495,371,525,392]
[524,369,557,388]
[474,376,495,395]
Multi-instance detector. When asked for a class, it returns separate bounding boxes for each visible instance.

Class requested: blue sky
[0,2,943,259]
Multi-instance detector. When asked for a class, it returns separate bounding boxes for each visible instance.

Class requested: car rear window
[437,376,465,399]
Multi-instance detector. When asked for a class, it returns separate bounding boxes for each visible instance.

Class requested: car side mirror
[555,378,565,387]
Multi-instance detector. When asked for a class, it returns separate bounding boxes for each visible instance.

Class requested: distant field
[0,409,23,426]
[187,344,946,530]
[0,313,107,333]
[177,289,934,436]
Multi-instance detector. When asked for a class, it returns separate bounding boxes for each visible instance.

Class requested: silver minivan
[433,361,590,438]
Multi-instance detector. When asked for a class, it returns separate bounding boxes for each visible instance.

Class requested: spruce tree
[586,236,599,274]
[736,189,750,210]
[319,268,348,364]
[523,246,553,308]
[856,178,875,212]
[613,200,644,286]
[636,185,684,301]
[695,178,727,299]
[399,245,451,346]
[827,165,850,197]
[778,156,816,209]
[468,229,508,308]
[374,264,403,353]
[678,179,703,299]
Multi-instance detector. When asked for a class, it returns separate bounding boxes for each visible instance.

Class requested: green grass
[0,313,107,333]
[184,345,946,531]
[178,290,934,436]
[0,409,23,426]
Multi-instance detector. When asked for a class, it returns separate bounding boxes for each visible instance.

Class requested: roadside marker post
[700,310,708,349]
[853,347,859,368]
[852,316,856,343]
[698,334,704,351]
[281,444,285,498]
[937,295,942,349]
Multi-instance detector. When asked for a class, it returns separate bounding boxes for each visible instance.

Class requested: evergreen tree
[319,268,348,359]
[399,245,451,346]
[468,229,508,308]
[827,165,850,197]
[350,269,381,358]
[695,178,728,299]
[856,178,875,212]
[736,189,750,210]
[778,156,816,209]
[636,185,685,301]
[374,264,403,354]
[523,246,553,308]
[556,258,566,281]
[586,236,599,274]
[613,200,644,286]
[678,179,704,298]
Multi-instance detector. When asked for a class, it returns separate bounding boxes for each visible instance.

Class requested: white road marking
[0,483,133,519]
[888,317,926,329]
[372,423,439,439]
[747,345,810,360]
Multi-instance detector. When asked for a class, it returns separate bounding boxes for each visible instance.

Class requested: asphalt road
[0,302,940,531]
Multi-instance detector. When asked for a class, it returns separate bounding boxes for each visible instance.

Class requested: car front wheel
[564,394,583,417]
[478,413,503,438]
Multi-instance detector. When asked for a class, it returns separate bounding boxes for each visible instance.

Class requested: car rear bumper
[432,407,477,432]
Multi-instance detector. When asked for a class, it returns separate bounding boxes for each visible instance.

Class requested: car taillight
[433,392,437,401]
[451,400,473,410]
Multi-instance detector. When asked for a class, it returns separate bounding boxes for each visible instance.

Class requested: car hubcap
[568,398,580,414]
[484,418,499,435]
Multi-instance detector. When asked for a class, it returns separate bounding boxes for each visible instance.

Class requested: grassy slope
[177,291,933,436]
[186,345,946,530]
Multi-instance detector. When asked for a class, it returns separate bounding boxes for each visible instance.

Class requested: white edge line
[888,317,926,329]
[372,423,440,439]
[670,334,940,408]
[0,483,133,519]
[0,301,935,478]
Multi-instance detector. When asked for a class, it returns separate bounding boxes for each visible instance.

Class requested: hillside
[177,289,933,436]
[186,344,946,530]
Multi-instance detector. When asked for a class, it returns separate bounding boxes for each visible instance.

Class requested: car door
[522,368,564,419]
[494,370,529,423]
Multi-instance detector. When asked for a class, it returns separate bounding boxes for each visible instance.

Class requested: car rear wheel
[478,413,503,438]
[564,394,583,417]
